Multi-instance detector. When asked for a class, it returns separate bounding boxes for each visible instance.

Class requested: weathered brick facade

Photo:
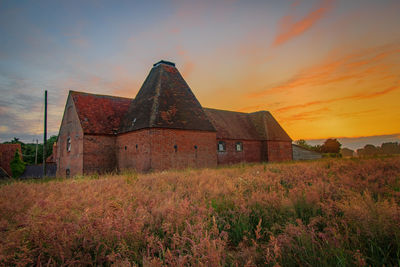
[116,129,152,172]
[266,141,293,162]
[216,139,263,165]
[116,128,216,172]
[83,135,117,174]
[150,129,217,171]
[56,96,83,177]
[56,60,293,177]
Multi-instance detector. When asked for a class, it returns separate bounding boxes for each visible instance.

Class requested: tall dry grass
[1,157,400,266]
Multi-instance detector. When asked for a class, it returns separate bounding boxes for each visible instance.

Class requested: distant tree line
[295,138,341,154]
[2,136,58,165]
[357,142,400,157]
[295,139,400,158]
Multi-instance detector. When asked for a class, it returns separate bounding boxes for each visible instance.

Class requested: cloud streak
[247,43,400,98]
[273,0,334,46]
[276,83,399,113]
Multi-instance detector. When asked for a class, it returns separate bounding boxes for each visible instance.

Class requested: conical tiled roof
[119,61,216,133]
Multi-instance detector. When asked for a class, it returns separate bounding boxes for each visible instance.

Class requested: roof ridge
[70,90,133,100]
[203,107,250,115]
[149,66,163,126]
[203,107,272,115]
[249,110,271,114]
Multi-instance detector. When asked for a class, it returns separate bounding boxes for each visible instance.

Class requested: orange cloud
[275,83,399,113]
[247,44,400,98]
[335,109,377,118]
[273,0,334,46]
[281,108,378,125]
[282,107,329,122]
[237,104,266,112]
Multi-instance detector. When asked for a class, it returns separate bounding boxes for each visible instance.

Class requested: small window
[66,136,71,152]
[217,141,226,152]
[124,146,127,150]
[66,168,70,177]
[236,142,243,152]
[194,145,198,150]
[174,144,178,152]
[136,144,138,149]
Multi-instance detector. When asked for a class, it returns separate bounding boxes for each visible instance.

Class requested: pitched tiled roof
[119,61,216,133]
[71,91,132,135]
[0,144,22,176]
[204,108,260,140]
[249,111,292,141]
[204,109,292,141]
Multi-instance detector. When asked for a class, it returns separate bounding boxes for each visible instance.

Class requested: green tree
[363,144,380,156]
[295,139,309,148]
[2,135,58,164]
[295,139,322,152]
[10,150,25,178]
[321,139,341,153]
[381,142,400,154]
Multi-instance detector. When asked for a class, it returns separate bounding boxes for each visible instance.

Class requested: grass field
[1,157,400,266]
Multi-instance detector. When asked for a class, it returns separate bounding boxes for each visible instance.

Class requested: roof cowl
[153,60,176,68]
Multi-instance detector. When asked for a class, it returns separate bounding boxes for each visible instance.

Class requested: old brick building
[0,143,22,177]
[56,60,292,177]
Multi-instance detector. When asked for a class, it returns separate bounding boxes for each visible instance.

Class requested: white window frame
[67,136,71,152]
[236,142,243,152]
[218,141,226,152]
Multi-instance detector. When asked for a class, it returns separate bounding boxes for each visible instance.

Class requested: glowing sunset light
[0,0,399,145]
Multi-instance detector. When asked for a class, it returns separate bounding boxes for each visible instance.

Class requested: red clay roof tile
[71,91,132,135]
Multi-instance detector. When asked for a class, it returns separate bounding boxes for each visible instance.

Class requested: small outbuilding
[292,144,322,160]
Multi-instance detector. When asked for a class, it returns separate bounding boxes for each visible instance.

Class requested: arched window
[66,136,71,152]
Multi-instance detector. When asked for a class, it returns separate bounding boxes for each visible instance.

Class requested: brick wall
[0,144,22,176]
[83,135,117,174]
[56,96,84,177]
[117,128,216,172]
[116,129,152,172]
[150,129,217,171]
[266,141,293,162]
[217,139,263,165]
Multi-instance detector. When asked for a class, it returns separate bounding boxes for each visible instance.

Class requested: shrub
[9,150,25,178]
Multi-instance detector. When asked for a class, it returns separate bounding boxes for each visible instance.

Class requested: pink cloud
[273,0,335,46]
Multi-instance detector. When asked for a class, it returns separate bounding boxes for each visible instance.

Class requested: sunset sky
[0,0,399,147]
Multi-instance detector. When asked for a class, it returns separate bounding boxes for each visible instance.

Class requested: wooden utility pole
[43,90,47,177]
[35,139,38,165]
